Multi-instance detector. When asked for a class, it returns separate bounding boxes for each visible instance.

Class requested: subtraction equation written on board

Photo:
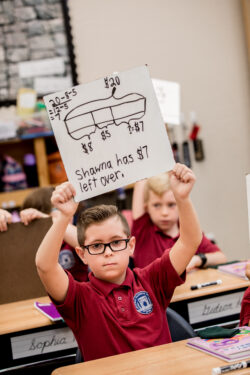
[48,88,77,121]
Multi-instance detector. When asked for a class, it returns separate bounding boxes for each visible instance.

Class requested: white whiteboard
[43,66,175,202]
[152,78,180,125]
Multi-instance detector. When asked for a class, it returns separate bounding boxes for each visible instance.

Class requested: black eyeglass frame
[82,238,130,255]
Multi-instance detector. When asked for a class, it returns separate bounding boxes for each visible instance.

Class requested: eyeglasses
[82,238,130,255]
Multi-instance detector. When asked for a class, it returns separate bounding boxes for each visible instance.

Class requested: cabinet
[0,137,50,208]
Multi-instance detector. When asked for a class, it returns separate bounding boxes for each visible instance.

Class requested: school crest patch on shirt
[59,249,75,270]
[133,291,153,314]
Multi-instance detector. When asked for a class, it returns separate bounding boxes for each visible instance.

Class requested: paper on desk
[43,65,175,202]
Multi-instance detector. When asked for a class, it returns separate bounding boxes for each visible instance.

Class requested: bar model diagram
[64,87,146,140]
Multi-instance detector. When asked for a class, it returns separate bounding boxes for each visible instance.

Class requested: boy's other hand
[169,163,195,200]
[51,182,78,219]
[186,255,202,272]
[20,208,49,226]
[0,209,12,232]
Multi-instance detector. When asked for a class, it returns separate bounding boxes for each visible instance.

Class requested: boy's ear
[128,236,136,256]
[75,246,88,265]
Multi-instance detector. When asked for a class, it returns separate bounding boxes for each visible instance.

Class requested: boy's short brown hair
[144,173,171,203]
[22,187,55,214]
[77,205,130,246]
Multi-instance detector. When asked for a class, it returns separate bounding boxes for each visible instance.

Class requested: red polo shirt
[54,249,185,361]
[132,213,220,268]
[240,287,250,326]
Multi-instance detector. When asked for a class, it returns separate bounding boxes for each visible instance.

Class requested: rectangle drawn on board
[43,66,175,202]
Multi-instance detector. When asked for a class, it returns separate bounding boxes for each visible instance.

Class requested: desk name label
[188,291,244,324]
[11,327,77,359]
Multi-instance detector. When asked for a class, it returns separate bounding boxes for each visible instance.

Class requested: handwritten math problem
[43,66,174,201]
[48,88,77,121]
[76,145,149,193]
[104,75,120,89]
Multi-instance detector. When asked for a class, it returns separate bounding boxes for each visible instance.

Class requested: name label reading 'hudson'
[10,327,77,359]
[188,291,244,324]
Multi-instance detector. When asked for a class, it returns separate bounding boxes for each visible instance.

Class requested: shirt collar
[151,218,179,240]
[89,268,134,297]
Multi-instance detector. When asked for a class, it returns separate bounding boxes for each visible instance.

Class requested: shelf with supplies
[0,136,52,208]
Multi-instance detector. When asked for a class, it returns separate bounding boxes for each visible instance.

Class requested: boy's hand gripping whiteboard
[43,66,175,202]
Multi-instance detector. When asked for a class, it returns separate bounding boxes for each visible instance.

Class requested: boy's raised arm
[35,182,78,303]
[51,209,79,248]
[169,164,202,275]
[132,179,147,220]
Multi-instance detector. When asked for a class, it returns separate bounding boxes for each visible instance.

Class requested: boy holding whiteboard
[35,163,202,361]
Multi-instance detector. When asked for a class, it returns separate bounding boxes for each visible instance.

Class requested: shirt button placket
[117,296,126,314]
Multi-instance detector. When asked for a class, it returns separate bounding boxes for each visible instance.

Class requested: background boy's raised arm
[169,164,202,275]
[35,182,78,303]
[132,179,147,220]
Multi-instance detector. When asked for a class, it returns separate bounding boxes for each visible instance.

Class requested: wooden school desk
[0,296,77,374]
[170,268,250,330]
[51,339,250,375]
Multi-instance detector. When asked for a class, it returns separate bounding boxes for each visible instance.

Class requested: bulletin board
[0,0,77,105]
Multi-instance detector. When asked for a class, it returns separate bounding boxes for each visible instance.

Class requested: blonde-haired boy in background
[132,171,227,271]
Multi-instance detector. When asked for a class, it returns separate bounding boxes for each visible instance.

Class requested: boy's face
[145,190,179,233]
[76,216,135,285]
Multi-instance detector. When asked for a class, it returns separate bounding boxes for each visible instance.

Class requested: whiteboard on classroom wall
[152,79,180,125]
[43,65,175,202]
[246,174,250,241]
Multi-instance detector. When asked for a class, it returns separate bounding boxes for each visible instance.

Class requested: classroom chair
[166,307,197,341]
[75,347,83,363]
[74,308,196,363]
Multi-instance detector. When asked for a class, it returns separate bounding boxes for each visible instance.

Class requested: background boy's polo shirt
[240,287,250,326]
[59,242,89,282]
[132,213,220,268]
[54,249,184,361]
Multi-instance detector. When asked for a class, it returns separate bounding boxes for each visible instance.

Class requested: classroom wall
[68,0,250,260]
